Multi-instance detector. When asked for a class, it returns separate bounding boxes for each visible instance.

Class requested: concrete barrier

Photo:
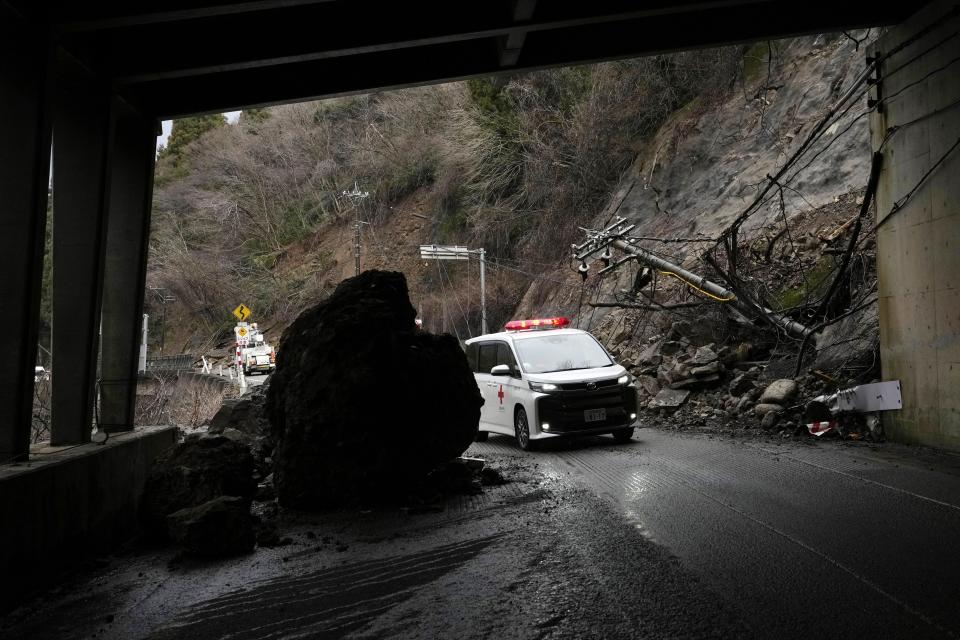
[0,426,178,613]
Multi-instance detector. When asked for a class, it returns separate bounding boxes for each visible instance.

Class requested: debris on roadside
[140,435,257,540]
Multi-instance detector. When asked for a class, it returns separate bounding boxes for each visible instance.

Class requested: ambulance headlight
[529,381,558,393]
[618,374,633,386]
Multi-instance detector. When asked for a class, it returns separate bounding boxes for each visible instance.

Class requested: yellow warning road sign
[232,303,251,321]
[236,326,248,338]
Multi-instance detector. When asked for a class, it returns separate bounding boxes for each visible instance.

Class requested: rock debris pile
[611,319,878,439]
[139,434,258,555]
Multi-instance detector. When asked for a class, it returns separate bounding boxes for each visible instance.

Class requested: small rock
[761,410,783,430]
[690,361,720,377]
[689,346,718,366]
[638,340,664,366]
[649,388,691,409]
[634,375,661,397]
[754,403,783,416]
[656,364,674,386]
[736,396,754,414]
[670,362,692,380]
[669,374,722,391]
[760,379,799,405]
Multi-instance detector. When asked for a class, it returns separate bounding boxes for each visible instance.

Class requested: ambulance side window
[477,343,498,374]
[466,343,479,372]
[496,343,521,378]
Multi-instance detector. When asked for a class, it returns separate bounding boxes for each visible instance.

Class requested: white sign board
[235,325,250,346]
[837,380,902,413]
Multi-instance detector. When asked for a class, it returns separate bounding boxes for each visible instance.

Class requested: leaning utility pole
[341,182,370,275]
[574,218,812,337]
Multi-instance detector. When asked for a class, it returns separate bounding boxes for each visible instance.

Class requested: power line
[439,258,473,339]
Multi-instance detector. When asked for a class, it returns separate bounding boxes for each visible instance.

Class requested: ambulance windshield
[514,333,612,374]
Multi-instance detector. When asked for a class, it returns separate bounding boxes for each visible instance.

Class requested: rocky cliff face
[515,33,876,324]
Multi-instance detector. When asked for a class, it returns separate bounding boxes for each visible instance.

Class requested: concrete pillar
[99,105,157,432]
[50,53,114,445]
[869,0,960,451]
[0,9,53,462]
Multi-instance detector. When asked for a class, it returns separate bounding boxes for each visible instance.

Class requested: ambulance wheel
[514,407,536,451]
[475,431,489,442]
[612,427,634,443]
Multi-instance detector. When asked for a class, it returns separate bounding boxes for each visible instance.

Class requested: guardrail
[144,354,194,372]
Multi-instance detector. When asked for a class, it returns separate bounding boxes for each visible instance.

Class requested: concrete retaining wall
[0,426,178,612]
[870,0,960,450]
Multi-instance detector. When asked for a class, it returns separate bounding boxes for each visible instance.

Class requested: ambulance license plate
[584,408,606,423]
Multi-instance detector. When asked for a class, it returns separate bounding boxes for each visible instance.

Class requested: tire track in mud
[473,430,960,638]
[149,535,506,640]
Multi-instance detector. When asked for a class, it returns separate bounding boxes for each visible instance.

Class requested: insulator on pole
[578,260,589,281]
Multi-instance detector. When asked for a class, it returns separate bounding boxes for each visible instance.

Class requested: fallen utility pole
[574,218,813,337]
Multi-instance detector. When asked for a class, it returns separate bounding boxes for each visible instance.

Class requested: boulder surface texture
[266,270,482,509]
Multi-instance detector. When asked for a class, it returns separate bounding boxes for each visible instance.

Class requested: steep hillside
[147,30,879,381]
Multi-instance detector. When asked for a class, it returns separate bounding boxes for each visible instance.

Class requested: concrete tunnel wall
[870,0,960,450]
[0,427,177,613]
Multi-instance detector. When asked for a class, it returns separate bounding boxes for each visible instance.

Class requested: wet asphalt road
[5,427,960,639]
[472,429,960,638]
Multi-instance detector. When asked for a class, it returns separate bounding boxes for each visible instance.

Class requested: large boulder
[140,435,257,537]
[266,270,483,509]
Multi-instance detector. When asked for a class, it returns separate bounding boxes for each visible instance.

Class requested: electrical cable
[655,270,735,302]
[885,135,960,221]
[439,258,473,339]
[715,13,959,243]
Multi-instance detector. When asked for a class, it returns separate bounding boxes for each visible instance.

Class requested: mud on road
[5,427,960,639]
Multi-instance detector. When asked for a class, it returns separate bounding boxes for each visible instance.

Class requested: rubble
[166,496,256,556]
[140,435,257,538]
[208,382,274,475]
[759,379,799,405]
[728,373,755,396]
[266,270,483,509]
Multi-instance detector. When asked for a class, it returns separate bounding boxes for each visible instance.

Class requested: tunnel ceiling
[10,0,928,118]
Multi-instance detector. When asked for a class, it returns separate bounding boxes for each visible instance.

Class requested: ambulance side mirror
[490,365,511,376]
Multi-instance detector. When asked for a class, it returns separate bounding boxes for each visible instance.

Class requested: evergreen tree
[158,113,227,164]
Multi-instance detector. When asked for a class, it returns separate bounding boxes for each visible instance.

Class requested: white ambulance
[464,317,638,450]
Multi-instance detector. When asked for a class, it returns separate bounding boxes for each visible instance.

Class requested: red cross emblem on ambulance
[498,385,505,404]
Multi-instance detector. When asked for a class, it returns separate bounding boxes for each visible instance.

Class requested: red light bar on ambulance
[504,317,570,331]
